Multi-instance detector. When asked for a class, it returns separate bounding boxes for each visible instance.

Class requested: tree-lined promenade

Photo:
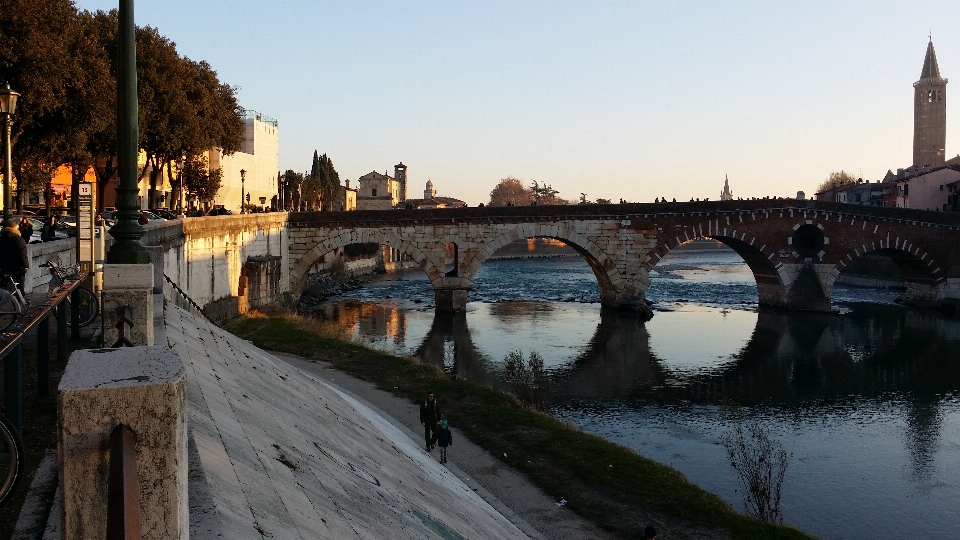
[0,0,244,212]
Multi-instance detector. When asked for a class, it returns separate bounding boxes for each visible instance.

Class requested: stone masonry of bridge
[24,201,957,322]
[288,200,960,316]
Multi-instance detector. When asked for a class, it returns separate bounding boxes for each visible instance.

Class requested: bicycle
[41,257,99,329]
[0,412,23,506]
[0,274,31,333]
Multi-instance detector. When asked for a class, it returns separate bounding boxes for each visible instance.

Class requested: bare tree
[503,350,550,411]
[721,413,789,523]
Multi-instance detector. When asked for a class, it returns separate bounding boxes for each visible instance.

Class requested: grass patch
[223,310,815,540]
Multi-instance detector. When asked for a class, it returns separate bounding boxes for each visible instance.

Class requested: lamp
[240,168,246,214]
[0,83,20,228]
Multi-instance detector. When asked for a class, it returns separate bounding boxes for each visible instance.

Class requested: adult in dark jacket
[419,390,442,451]
[18,218,33,243]
[0,223,29,293]
[41,215,58,241]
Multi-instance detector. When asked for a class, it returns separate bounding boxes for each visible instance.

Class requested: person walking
[433,419,453,464]
[0,221,29,294]
[419,390,441,452]
[18,217,33,243]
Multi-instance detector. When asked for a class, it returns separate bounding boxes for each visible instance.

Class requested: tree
[816,170,858,194]
[283,170,304,210]
[489,177,533,206]
[530,180,566,205]
[181,154,222,206]
[0,1,113,211]
[135,25,244,209]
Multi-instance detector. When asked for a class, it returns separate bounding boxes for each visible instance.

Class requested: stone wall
[41,215,292,322]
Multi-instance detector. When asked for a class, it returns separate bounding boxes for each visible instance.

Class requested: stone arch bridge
[288,200,960,317]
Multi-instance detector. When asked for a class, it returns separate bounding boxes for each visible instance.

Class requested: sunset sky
[74,0,960,206]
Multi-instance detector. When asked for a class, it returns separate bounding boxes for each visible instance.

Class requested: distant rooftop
[244,109,278,128]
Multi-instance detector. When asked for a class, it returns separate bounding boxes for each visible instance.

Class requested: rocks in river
[297,274,365,313]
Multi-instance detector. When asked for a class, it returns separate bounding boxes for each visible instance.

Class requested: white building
[208,110,279,212]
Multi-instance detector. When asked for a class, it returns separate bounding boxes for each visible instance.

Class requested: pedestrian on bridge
[419,390,442,452]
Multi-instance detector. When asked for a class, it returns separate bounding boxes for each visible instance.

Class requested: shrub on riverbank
[223,310,815,540]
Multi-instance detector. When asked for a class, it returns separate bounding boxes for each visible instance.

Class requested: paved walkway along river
[163,302,617,539]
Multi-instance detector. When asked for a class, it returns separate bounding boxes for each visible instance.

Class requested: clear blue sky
[74,0,960,206]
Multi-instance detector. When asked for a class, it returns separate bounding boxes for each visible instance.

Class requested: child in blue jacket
[433,419,453,464]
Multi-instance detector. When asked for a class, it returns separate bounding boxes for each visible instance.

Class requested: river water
[308,245,960,539]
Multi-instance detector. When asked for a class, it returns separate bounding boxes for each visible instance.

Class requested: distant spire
[920,39,942,80]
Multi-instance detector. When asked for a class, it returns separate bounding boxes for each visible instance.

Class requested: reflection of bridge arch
[460,224,623,306]
[289,230,446,292]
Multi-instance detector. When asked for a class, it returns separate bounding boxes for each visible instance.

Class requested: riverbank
[274,351,614,540]
[222,309,816,540]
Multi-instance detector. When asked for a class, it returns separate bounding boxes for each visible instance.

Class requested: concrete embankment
[163,303,529,539]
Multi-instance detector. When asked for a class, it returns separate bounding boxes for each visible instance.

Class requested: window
[372,188,377,197]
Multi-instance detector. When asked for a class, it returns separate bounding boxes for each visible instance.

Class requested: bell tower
[914,39,947,167]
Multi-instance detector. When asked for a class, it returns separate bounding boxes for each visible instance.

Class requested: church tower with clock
[914,39,947,167]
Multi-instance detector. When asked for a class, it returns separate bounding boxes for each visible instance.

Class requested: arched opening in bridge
[647,239,761,307]
[471,237,608,303]
[835,248,940,305]
[298,243,407,299]
[444,242,459,277]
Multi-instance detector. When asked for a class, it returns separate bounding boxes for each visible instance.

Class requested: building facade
[357,163,408,210]
[208,111,279,212]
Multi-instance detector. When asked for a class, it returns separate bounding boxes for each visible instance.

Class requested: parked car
[141,211,166,222]
[148,208,178,220]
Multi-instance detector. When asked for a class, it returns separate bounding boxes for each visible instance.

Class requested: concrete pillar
[434,288,468,312]
[58,346,188,540]
[101,264,155,347]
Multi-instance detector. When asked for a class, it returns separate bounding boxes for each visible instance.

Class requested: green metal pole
[2,114,12,228]
[106,0,148,264]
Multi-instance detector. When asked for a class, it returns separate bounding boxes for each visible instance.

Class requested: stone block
[58,346,188,540]
[101,263,155,347]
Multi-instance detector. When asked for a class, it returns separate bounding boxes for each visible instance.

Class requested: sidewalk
[275,352,615,540]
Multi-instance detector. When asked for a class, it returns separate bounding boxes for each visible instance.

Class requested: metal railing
[163,273,209,320]
[1,274,87,435]
[107,424,141,540]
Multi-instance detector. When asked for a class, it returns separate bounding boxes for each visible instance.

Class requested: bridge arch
[646,223,790,309]
[457,223,625,306]
[289,228,447,293]
[833,239,945,302]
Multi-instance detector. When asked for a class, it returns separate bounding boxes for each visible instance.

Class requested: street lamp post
[0,83,21,228]
[240,169,246,214]
[177,157,185,215]
[107,0,148,264]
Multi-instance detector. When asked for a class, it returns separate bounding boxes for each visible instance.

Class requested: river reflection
[312,296,960,539]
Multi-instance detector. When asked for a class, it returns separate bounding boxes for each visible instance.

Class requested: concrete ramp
[163,304,528,540]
